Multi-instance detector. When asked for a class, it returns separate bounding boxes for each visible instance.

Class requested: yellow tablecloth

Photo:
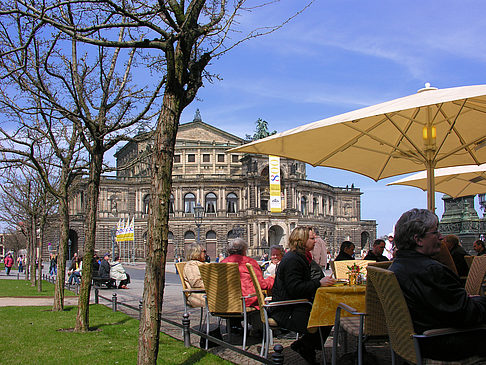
[308,285,366,329]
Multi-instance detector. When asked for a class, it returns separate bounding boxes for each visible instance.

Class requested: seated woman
[183,243,207,307]
[110,256,130,289]
[221,238,274,309]
[334,240,355,261]
[67,256,82,285]
[271,226,335,364]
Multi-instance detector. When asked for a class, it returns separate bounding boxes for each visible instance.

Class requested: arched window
[301,196,308,215]
[168,231,174,242]
[227,193,238,213]
[142,194,150,214]
[205,193,217,213]
[313,197,319,216]
[184,193,196,213]
[184,231,195,241]
[206,230,216,240]
[169,194,174,214]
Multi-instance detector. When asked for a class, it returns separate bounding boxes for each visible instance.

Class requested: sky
[119,1,486,237]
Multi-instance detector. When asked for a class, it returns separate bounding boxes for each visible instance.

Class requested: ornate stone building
[66,116,376,261]
[438,194,486,253]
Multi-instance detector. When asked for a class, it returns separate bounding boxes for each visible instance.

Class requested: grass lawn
[0,279,76,297]
[0,304,231,364]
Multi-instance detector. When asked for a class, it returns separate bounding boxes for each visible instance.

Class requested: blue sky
[121,1,486,236]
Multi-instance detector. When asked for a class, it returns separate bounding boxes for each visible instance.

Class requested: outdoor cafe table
[307,284,366,330]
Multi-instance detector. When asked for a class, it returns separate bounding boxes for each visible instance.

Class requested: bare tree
[0,0,312,360]
[0,165,56,288]
[0,3,164,328]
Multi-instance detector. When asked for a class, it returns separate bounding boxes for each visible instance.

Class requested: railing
[94,288,285,365]
[35,273,286,364]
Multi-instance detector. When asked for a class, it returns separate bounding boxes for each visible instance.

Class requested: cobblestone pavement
[1,266,394,364]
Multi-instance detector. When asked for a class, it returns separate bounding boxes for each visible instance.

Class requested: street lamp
[194,202,204,243]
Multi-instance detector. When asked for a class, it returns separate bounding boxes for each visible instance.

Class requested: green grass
[0,279,76,297]
[0,304,231,364]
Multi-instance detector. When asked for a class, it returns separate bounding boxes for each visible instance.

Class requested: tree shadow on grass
[178,350,209,365]
[57,318,132,333]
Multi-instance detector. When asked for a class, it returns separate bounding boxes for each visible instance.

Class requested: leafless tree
[0,0,312,360]
[0,165,56,288]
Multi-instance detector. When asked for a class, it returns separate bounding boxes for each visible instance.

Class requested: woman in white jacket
[110,256,130,289]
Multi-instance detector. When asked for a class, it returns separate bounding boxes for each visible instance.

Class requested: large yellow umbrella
[230,84,486,211]
[387,164,486,199]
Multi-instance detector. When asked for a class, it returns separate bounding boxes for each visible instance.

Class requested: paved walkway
[0,266,392,365]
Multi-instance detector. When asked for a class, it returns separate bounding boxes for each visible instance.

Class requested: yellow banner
[269,155,282,213]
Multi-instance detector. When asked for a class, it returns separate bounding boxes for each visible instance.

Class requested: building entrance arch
[361,231,370,250]
[268,225,285,246]
[68,230,78,260]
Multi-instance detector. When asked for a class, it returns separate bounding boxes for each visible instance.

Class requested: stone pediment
[177,121,245,145]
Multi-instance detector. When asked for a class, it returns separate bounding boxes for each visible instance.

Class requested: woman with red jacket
[4,253,14,275]
[221,237,274,309]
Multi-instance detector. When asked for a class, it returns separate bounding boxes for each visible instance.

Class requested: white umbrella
[388,164,486,198]
[230,84,486,210]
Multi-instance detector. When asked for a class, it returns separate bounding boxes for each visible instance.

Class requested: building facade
[64,117,376,261]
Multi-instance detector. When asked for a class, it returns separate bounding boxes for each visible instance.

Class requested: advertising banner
[269,155,282,213]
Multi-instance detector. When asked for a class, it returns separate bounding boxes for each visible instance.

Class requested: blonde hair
[186,243,205,261]
[288,226,313,252]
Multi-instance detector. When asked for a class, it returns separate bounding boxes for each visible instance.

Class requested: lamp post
[194,203,204,244]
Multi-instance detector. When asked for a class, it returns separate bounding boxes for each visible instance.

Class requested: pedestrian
[17,255,24,273]
[4,253,14,275]
[49,253,57,276]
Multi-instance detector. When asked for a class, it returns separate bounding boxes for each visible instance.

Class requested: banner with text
[269,155,282,213]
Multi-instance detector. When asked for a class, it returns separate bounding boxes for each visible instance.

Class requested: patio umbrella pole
[426,161,436,212]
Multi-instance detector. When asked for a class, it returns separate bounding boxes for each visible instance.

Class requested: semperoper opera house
[65,115,376,261]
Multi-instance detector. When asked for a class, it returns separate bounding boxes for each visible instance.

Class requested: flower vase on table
[346,263,362,286]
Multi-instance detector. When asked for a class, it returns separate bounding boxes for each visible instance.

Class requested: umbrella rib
[435,99,482,165]
[314,112,424,169]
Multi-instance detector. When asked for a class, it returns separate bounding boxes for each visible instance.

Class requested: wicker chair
[431,242,458,275]
[332,260,374,280]
[464,255,486,295]
[174,262,206,331]
[367,265,486,365]
[331,261,392,365]
[464,255,475,269]
[245,263,312,359]
[199,263,256,350]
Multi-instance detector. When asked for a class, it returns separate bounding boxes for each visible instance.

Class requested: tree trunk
[75,150,103,331]
[30,217,36,286]
[37,232,42,292]
[138,91,181,364]
[53,197,69,311]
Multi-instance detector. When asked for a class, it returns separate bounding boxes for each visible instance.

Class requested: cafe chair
[331,261,392,365]
[332,260,373,280]
[431,242,458,275]
[199,263,256,350]
[245,263,313,359]
[464,255,475,269]
[464,255,486,296]
[367,266,486,365]
[174,262,206,331]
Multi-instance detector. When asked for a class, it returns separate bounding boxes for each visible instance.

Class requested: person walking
[4,253,14,275]
[49,254,57,277]
[17,255,24,273]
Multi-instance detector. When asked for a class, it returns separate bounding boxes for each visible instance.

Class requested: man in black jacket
[363,239,388,262]
[99,253,116,288]
[390,208,486,361]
